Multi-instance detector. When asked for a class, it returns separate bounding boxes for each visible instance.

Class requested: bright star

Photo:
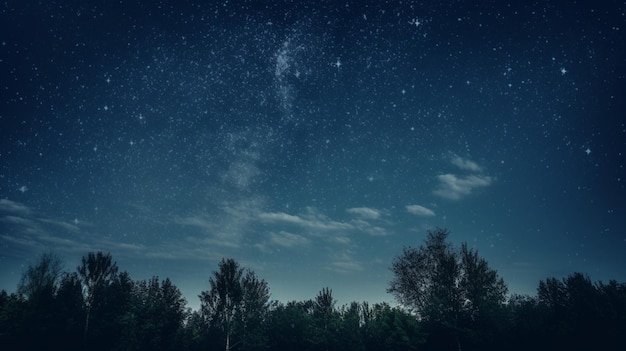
[332,58,342,69]
[409,18,422,27]
[585,148,591,155]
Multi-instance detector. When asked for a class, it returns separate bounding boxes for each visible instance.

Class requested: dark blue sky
[1,0,625,310]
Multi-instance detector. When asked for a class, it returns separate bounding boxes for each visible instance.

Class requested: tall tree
[388,228,461,323]
[200,258,269,351]
[77,251,119,342]
[388,228,508,350]
[17,252,63,299]
[16,252,65,349]
[239,270,270,350]
[312,287,339,351]
[458,243,508,346]
[338,302,364,351]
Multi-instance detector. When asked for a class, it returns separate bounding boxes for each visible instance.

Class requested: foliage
[1,235,625,351]
[117,276,187,351]
[199,258,270,351]
[17,252,64,300]
[77,251,123,350]
[388,228,508,350]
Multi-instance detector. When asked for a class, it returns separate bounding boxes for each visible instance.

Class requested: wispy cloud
[176,214,242,248]
[259,208,353,232]
[258,212,306,226]
[1,207,96,255]
[269,230,310,247]
[0,199,32,216]
[406,204,436,217]
[346,207,382,220]
[450,153,482,172]
[326,251,364,273]
[259,207,391,240]
[328,260,364,273]
[433,154,493,200]
[0,198,233,264]
[350,219,390,236]
[433,174,493,200]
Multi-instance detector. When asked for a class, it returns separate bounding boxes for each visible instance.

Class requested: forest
[1,228,624,351]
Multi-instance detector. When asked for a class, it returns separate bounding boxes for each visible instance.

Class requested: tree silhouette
[3,248,626,351]
[17,252,63,300]
[388,228,507,350]
[312,287,338,351]
[77,251,119,343]
[200,258,269,351]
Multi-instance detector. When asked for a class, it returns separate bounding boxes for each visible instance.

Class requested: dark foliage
[1,232,625,351]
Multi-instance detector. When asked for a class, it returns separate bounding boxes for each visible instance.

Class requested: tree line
[1,228,624,351]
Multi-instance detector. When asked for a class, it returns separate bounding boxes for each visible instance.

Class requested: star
[585,148,591,155]
[560,67,567,75]
[332,58,342,69]
[409,18,422,27]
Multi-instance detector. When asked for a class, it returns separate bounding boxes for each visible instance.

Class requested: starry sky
[1,1,625,310]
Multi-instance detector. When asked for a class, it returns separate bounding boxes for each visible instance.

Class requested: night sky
[1,1,625,310]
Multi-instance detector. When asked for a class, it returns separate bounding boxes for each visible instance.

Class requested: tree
[77,251,119,343]
[239,270,270,350]
[15,252,66,349]
[55,272,85,351]
[338,302,364,351]
[118,276,187,351]
[388,228,461,322]
[199,258,270,351]
[312,287,339,351]
[362,302,423,351]
[266,300,314,351]
[0,290,26,347]
[388,228,508,350]
[17,252,63,299]
[458,243,508,347]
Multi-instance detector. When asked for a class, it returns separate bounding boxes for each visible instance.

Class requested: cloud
[258,212,306,225]
[0,199,233,263]
[176,215,216,230]
[328,260,364,273]
[0,199,32,215]
[269,231,310,247]
[450,153,482,172]
[431,154,494,200]
[259,208,352,232]
[38,218,80,233]
[326,251,364,273]
[258,207,391,239]
[433,174,493,200]
[176,215,242,248]
[406,204,436,217]
[350,219,390,236]
[346,207,382,220]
